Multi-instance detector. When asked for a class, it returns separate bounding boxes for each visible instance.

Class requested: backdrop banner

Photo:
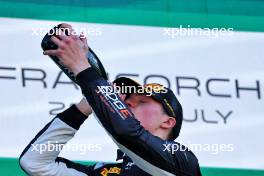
[0,17,263,170]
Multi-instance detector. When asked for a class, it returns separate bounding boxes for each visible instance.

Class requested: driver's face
[124,94,165,134]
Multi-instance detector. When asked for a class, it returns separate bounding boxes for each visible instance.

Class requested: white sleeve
[19,105,93,176]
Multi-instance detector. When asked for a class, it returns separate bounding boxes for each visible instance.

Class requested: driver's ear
[160,116,176,129]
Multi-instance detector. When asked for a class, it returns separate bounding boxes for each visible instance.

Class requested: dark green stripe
[1,157,264,176]
[1,0,264,16]
[0,0,264,31]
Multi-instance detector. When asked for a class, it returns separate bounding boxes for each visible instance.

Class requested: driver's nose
[125,99,136,109]
[125,100,137,117]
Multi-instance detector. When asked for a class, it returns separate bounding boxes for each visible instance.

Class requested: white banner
[0,17,264,169]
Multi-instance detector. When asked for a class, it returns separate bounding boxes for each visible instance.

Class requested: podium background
[0,1,264,175]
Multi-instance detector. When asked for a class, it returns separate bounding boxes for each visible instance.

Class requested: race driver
[19,24,202,176]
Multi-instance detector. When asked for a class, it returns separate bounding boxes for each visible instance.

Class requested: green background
[1,158,264,176]
[1,0,264,175]
[0,0,264,31]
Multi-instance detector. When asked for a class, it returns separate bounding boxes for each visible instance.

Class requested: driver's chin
[131,111,138,119]
[130,110,140,121]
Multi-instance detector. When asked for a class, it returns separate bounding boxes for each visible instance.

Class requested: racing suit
[19,67,202,176]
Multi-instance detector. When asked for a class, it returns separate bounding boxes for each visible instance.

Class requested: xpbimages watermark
[97,83,168,96]
[31,26,103,38]
[163,25,234,38]
[31,141,102,155]
[163,142,234,155]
